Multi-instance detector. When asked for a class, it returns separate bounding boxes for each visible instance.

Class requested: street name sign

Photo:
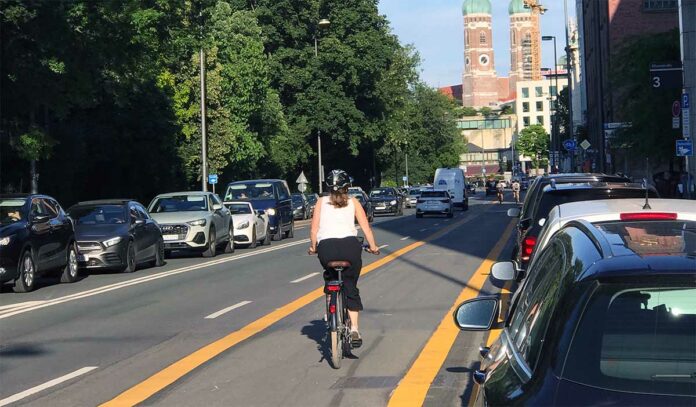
[208,174,218,185]
[650,62,683,89]
[676,140,693,157]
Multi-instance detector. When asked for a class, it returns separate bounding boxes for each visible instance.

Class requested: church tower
[462,0,498,108]
[508,0,538,95]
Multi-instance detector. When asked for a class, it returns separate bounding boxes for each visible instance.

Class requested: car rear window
[69,205,126,224]
[533,188,657,224]
[594,220,696,257]
[420,191,447,198]
[563,284,696,397]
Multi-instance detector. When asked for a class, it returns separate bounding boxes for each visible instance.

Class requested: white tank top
[317,197,358,242]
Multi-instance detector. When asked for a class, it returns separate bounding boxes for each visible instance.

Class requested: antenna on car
[643,158,651,210]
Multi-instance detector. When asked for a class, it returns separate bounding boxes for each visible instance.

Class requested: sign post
[208,174,218,194]
[296,171,309,194]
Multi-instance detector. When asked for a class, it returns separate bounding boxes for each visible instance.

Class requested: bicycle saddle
[327,260,351,268]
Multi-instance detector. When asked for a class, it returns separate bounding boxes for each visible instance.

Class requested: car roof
[0,193,47,199]
[553,198,696,221]
[154,191,211,198]
[223,200,252,205]
[74,199,134,206]
[227,179,283,184]
[541,181,648,193]
[540,172,630,181]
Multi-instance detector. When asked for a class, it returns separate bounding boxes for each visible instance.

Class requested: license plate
[163,234,179,241]
[376,205,386,209]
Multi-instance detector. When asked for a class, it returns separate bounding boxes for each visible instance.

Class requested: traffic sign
[562,139,577,152]
[298,183,307,192]
[208,174,218,185]
[684,108,691,139]
[683,92,690,109]
[296,171,309,184]
[672,100,681,117]
[676,140,693,156]
[402,176,408,182]
[650,62,683,89]
[580,139,591,150]
[673,117,681,129]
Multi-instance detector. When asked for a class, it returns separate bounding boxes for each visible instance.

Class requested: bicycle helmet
[326,169,351,192]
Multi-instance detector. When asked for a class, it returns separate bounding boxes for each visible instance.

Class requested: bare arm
[353,198,378,252]
[308,197,322,254]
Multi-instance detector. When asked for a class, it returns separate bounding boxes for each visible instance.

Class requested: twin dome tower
[461,0,540,107]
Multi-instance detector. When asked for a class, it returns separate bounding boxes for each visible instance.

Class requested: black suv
[369,187,403,216]
[224,179,294,241]
[0,194,79,292]
[455,216,696,406]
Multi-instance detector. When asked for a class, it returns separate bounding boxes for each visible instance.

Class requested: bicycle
[322,244,379,369]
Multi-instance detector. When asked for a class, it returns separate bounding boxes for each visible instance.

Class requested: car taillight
[521,236,537,261]
[620,212,677,221]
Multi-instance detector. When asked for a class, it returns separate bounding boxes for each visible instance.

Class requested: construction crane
[523,0,547,81]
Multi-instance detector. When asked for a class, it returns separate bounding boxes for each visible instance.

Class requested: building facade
[457,115,518,177]
[515,77,569,135]
[462,0,499,107]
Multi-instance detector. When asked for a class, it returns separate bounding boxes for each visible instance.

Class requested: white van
[434,168,468,210]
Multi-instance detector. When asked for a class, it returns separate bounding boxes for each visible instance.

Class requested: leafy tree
[500,104,513,115]
[516,124,549,170]
[478,107,493,117]
[460,106,477,116]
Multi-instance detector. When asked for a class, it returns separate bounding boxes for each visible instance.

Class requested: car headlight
[390,200,397,205]
[0,236,11,246]
[187,218,207,226]
[236,221,250,230]
[102,236,122,248]
[266,208,276,216]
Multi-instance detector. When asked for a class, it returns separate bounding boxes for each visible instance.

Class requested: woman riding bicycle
[308,169,379,347]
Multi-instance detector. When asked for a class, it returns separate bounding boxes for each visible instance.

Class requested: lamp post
[542,35,559,171]
[314,18,330,194]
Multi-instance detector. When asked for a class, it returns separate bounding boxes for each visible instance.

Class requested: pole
[564,0,575,169]
[405,152,409,187]
[678,0,691,198]
[552,36,559,171]
[314,35,324,194]
[200,47,208,192]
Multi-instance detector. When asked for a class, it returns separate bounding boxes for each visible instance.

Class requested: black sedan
[0,194,79,292]
[68,200,164,273]
[291,193,310,220]
[369,187,403,216]
[349,191,374,222]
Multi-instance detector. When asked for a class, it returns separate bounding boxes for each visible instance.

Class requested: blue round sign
[562,139,577,152]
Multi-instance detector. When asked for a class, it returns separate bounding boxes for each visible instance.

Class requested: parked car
[224,179,294,241]
[349,190,374,222]
[224,201,270,248]
[416,190,453,218]
[406,188,421,208]
[148,191,234,257]
[0,194,79,292]
[291,193,310,220]
[508,181,658,273]
[369,187,403,216]
[305,193,319,218]
[456,214,696,406]
[68,199,164,272]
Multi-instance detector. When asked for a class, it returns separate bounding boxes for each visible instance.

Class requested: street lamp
[542,35,559,171]
[314,18,330,193]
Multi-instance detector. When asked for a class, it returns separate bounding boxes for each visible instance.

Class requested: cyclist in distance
[511,179,521,204]
[308,169,380,347]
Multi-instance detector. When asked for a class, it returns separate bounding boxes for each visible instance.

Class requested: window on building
[535,86,544,97]
[521,87,529,98]
[550,85,557,96]
[523,116,530,127]
[465,32,469,46]
[537,116,544,125]
[536,101,543,111]
[643,0,677,11]
[523,102,530,113]
[480,32,487,44]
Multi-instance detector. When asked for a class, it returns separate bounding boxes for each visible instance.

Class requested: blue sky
[378,0,576,87]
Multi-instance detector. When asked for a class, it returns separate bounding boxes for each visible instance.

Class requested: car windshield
[307,195,318,204]
[421,191,447,198]
[533,188,657,224]
[370,188,393,197]
[291,195,304,204]
[0,199,27,225]
[150,196,208,213]
[226,203,252,215]
[69,205,126,225]
[409,189,420,196]
[595,220,696,257]
[225,183,275,200]
[563,284,696,397]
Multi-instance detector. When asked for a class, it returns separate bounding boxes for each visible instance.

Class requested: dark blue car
[455,216,696,406]
[0,194,79,292]
[224,179,294,241]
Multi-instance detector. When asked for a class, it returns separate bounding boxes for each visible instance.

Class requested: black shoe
[350,330,363,348]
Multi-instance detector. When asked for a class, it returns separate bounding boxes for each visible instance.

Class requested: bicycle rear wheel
[329,292,343,369]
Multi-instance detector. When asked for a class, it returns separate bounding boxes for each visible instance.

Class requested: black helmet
[326,169,351,192]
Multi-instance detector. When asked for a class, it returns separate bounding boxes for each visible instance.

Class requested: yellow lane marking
[101,241,425,407]
[388,219,516,407]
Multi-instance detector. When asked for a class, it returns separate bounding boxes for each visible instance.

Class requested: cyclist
[308,169,379,348]
[496,180,505,204]
[511,179,521,204]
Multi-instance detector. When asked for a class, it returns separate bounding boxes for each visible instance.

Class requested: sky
[378,0,576,87]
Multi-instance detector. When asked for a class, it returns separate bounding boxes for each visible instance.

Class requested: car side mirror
[453,297,499,331]
[507,208,521,218]
[212,204,223,211]
[519,217,531,229]
[490,261,517,281]
[134,219,146,226]
[31,214,50,224]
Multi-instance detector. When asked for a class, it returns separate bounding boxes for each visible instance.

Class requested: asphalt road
[0,191,519,407]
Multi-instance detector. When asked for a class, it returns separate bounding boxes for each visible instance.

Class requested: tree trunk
[30,160,38,193]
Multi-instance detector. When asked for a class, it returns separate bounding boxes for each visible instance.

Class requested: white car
[416,190,453,218]
[224,201,270,248]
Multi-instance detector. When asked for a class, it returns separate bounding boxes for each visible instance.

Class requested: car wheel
[14,250,36,293]
[223,225,235,253]
[250,229,257,249]
[122,241,137,272]
[262,225,271,245]
[60,243,79,283]
[285,222,294,239]
[202,226,217,258]
[272,227,283,241]
[164,249,172,258]
[154,240,165,267]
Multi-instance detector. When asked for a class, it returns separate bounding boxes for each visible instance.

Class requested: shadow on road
[300,319,330,365]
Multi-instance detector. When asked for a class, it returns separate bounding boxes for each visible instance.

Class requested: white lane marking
[0,366,98,407]
[378,244,389,249]
[400,236,410,241]
[0,301,46,312]
[204,301,252,319]
[0,239,310,321]
[295,226,306,230]
[434,223,440,226]
[444,219,450,222]
[290,272,321,284]
[419,228,428,232]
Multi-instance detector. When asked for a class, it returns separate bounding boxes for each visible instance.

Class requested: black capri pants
[317,237,363,311]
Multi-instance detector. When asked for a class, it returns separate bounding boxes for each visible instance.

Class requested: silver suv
[148,192,234,257]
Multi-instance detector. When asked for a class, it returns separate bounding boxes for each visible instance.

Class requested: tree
[478,107,493,117]
[516,125,549,170]
[460,106,477,116]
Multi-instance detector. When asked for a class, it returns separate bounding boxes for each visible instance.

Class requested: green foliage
[460,106,478,116]
[478,107,493,117]
[516,125,549,170]
[500,104,513,115]
[14,128,57,161]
